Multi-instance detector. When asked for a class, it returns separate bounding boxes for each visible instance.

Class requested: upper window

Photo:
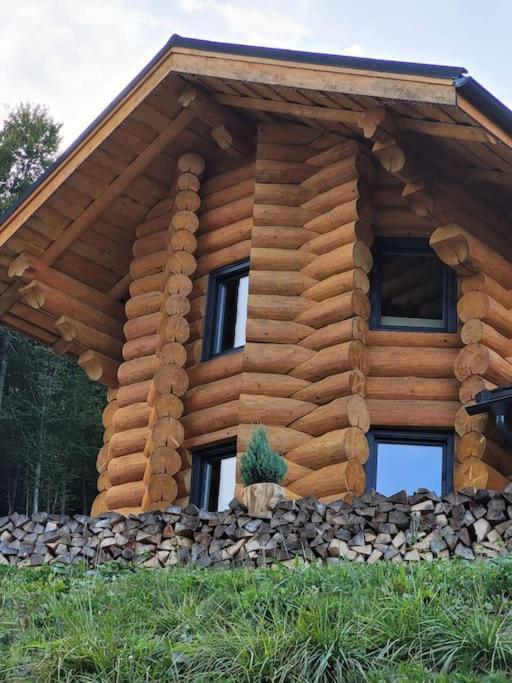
[190,441,237,511]
[202,261,249,361]
[366,429,454,496]
[369,238,456,332]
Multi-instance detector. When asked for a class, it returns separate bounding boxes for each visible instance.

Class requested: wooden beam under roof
[466,168,512,188]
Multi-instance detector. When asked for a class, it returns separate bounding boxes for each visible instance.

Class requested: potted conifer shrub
[239,426,288,518]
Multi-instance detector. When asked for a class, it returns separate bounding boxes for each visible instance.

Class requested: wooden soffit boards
[169,48,458,105]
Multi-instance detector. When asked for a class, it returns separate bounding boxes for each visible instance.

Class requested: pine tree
[240,426,287,486]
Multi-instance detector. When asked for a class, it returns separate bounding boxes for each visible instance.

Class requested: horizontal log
[118,354,158,386]
[305,140,362,167]
[196,240,250,277]
[292,370,366,404]
[185,426,238,450]
[96,445,109,474]
[202,161,254,197]
[460,272,512,310]
[253,203,316,227]
[304,198,372,234]
[299,316,368,350]
[302,269,369,301]
[248,294,313,322]
[302,156,374,198]
[184,373,243,413]
[485,464,509,492]
[125,291,163,320]
[182,400,240,438]
[288,460,365,498]
[251,225,316,249]
[238,393,315,427]
[108,452,147,486]
[290,395,370,435]
[102,401,118,429]
[246,318,314,344]
[368,346,458,378]
[241,372,308,398]
[187,351,243,389]
[113,402,151,432]
[196,218,252,256]
[8,251,124,318]
[19,280,123,340]
[294,290,370,328]
[174,469,191,500]
[368,399,459,428]
[122,335,158,361]
[255,159,316,184]
[129,272,166,298]
[461,319,512,358]
[130,250,165,280]
[430,224,512,290]
[454,343,512,385]
[366,377,459,401]
[116,379,151,408]
[286,427,369,468]
[54,315,123,358]
[300,220,374,255]
[199,195,254,233]
[124,312,160,340]
[242,342,314,374]
[281,459,313,487]
[301,178,363,215]
[78,350,119,387]
[249,270,317,296]
[301,242,373,279]
[290,340,370,381]
[106,479,145,510]
[132,230,167,259]
[201,178,254,212]
[237,424,311,453]
[458,291,512,339]
[250,247,315,271]
[109,427,150,459]
[367,330,461,349]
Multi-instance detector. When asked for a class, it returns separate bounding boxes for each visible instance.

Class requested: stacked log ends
[90,390,118,516]
[140,153,205,512]
[430,225,512,491]
[238,124,373,503]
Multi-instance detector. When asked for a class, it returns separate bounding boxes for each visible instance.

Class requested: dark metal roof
[168,34,467,79]
[1,34,511,231]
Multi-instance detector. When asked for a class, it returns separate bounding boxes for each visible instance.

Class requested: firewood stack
[4,487,512,568]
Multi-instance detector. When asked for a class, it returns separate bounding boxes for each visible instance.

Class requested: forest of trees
[0,104,105,515]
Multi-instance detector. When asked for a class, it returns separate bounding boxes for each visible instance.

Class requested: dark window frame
[190,440,237,511]
[369,237,457,333]
[202,260,250,362]
[366,428,454,496]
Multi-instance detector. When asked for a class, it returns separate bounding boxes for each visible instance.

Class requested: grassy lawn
[2,560,512,682]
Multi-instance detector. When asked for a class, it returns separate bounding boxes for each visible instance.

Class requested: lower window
[190,441,237,511]
[366,429,453,496]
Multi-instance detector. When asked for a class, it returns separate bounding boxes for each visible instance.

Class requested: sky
[1,0,511,149]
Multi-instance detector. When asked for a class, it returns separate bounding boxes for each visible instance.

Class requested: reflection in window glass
[375,442,444,496]
[380,252,444,328]
[220,275,248,352]
[191,443,237,512]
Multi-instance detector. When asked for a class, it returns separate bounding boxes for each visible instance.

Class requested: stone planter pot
[240,482,286,518]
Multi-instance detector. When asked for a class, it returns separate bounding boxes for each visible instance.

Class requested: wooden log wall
[90,152,205,514]
[431,225,512,490]
[235,123,374,504]
[178,158,256,506]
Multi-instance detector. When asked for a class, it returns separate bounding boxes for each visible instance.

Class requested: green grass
[2,560,512,682]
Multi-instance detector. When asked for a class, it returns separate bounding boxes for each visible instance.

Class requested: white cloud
[343,43,365,57]
[0,0,166,147]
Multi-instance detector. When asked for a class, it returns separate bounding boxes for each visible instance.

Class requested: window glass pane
[380,252,444,328]
[206,460,221,511]
[217,456,236,511]
[220,274,248,352]
[375,442,443,495]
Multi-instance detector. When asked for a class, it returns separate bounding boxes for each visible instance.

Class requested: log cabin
[1,35,512,515]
